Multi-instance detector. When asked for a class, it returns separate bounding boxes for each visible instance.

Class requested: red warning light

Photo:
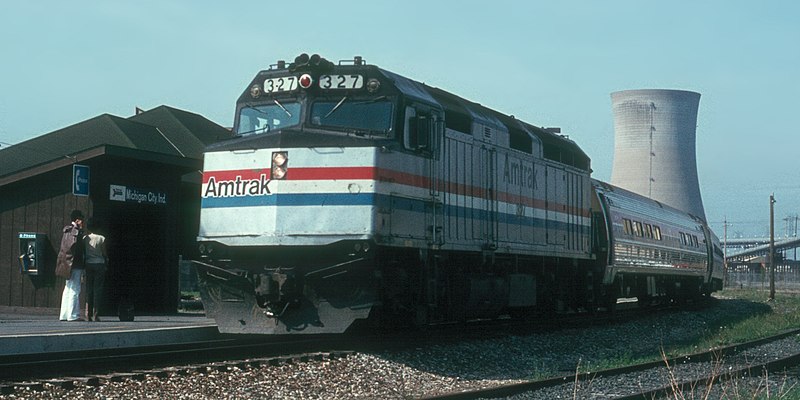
[299,74,313,89]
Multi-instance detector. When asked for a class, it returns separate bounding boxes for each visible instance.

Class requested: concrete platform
[0,307,221,357]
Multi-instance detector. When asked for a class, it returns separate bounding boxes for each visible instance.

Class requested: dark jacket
[55,223,84,278]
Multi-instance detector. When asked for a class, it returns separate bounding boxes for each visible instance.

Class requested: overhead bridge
[725,237,800,262]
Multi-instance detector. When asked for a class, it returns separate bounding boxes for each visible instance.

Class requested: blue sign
[73,164,90,196]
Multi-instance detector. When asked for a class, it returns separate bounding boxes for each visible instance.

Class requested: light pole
[723,217,728,287]
[769,194,776,301]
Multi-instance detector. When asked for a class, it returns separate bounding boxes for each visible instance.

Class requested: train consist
[193,54,724,334]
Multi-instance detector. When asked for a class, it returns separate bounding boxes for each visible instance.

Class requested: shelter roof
[0,106,231,187]
[129,105,232,159]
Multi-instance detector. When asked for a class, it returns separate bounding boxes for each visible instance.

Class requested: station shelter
[0,106,231,314]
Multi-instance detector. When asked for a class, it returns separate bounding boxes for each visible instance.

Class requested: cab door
[426,112,445,246]
[546,164,565,247]
[405,104,446,246]
[481,145,498,249]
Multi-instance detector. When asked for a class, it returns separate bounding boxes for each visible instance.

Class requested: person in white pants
[59,267,84,321]
[56,209,86,321]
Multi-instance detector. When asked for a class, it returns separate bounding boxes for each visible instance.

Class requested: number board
[319,74,364,90]
[263,74,365,93]
[264,76,298,93]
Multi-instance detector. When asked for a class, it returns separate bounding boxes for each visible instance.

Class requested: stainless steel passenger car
[592,180,724,305]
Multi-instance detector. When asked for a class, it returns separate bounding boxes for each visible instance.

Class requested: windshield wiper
[243,103,273,117]
[273,98,292,117]
[352,95,387,105]
[324,95,348,119]
[236,125,271,136]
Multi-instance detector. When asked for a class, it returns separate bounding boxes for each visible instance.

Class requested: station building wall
[0,105,228,314]
[0,156,196,313]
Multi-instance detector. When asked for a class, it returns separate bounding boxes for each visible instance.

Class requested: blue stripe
[202,192,588,233]
[202,193,376,208]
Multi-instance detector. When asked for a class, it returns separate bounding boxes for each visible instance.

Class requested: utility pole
[769,194,776,301]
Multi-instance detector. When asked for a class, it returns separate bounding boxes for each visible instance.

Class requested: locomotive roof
[420,83,590,171]
[244,54,591,172]
[380,64,591,171]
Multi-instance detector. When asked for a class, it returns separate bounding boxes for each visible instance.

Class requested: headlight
[198,243,214,256]
[250,84,261,98]
[353,242,370,253]
[366,78,381,93]
[271,151,288,180]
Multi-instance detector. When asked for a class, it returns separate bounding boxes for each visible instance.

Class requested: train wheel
[581,288,599,314]
[508,307,534,320]
[604,293,618,313]
[583,268,601,314]
[702,284,712,298]
[414,305,429,328]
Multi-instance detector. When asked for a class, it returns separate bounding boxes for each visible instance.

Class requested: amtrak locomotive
[194,54,724,334]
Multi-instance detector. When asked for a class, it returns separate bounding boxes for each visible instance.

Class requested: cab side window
[404,104,441,155]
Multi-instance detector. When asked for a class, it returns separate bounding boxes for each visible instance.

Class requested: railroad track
[0,334,350,385]
[421,328,800,399]
[0,300,701,397]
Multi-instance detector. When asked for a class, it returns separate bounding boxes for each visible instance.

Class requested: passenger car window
[633,221,643,237]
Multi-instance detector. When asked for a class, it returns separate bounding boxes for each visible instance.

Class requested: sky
[1,1,798,239]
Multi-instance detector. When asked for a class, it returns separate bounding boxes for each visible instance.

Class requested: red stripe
[288,166,375,180]
[202,169,270,183]
[202,167,374,183]
[202,167,589,217]
[375,168,431,188]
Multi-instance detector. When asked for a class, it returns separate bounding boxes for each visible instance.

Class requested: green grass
[582,290,800,398]
[654,289,800,399]
[581,356,647,374]
[572,289,800,372]
[675,289,800,355]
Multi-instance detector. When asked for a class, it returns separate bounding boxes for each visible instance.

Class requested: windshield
[237,102,301,135]
[310,98,394,135]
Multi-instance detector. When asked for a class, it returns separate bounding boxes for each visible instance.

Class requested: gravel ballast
[3,295,799,399]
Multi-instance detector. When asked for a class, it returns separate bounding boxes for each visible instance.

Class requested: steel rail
[0,334,345,383]
[420,328,800,400]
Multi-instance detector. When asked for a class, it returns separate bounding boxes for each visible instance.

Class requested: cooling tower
[610,89,706,221]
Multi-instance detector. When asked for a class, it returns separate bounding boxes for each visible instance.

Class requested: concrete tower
[610,89,706,221]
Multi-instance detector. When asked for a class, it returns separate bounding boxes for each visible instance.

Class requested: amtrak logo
[203,174,272,198]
